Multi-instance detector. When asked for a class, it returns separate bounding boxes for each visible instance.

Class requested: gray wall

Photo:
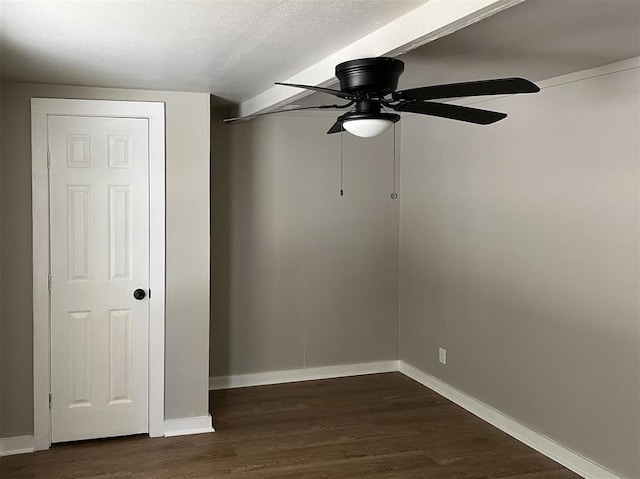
[0,78,3,436]
[210,112,399,376]
[399,65,639,477]
[0,81,211,437]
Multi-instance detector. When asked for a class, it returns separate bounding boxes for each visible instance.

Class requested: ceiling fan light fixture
[343,118,393,138]
[340,111,401,138]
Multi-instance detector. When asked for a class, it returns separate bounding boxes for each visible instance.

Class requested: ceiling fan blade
[393,101,507,125]
[276,82,355,99]
[394,78,540,101]
[326,120,344,134]
[223,102,353,123]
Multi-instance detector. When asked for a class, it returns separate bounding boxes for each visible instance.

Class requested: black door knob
[133,289,146,300]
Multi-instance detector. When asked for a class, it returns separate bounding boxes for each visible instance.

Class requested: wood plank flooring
[1,373,580,478]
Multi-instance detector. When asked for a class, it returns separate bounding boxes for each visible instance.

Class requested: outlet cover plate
[439,347,447,365]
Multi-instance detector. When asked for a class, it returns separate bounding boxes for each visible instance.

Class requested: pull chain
[391,123,398,200]
[340,130,344,196]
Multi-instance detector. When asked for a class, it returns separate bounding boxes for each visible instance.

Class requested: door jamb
[31,98,166,450]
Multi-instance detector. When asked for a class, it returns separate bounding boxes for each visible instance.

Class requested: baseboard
[399,361,619,479]
[163,414,215,437]
[1,419,215,451]
[209,360,400,390]
[0,435,35,456]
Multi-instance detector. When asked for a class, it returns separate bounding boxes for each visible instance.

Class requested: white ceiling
[0,0,427,102]
[398,0,640,89]
[2,0,638,113]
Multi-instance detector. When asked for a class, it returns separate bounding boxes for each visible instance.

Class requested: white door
[49,115,150,443]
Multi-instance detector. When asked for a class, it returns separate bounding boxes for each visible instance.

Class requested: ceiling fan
[224,57,540,137]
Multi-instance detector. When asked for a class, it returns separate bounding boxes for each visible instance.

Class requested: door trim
[31,98,166,450]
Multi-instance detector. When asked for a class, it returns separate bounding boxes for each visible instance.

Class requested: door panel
[49,115,149,443]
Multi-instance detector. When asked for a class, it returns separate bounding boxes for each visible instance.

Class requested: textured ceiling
[397,0,640,89]
[298,0,640,107]
[0,0,427,102]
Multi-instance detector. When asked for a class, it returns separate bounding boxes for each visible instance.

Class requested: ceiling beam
[238,0,526,117]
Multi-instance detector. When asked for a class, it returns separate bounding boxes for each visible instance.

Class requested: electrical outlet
[439,347,447,365]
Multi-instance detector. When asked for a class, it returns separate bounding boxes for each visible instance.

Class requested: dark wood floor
[1,373,579,478]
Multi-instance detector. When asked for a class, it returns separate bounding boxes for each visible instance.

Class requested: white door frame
[31,98,166,450]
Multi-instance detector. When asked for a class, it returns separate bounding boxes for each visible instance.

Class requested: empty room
[0,0,639,478]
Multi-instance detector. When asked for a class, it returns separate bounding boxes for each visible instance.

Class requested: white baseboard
[399,361,619,479]
[0,435,35,456]
[163,414,215,437]
[1,419,215,451]
[209,360,400,390]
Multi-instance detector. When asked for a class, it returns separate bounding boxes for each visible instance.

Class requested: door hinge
[49,392,52,409]
[47,150,51,169]
[48,273,52,291]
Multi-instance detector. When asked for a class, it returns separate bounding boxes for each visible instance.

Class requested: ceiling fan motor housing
[335,57,405,95]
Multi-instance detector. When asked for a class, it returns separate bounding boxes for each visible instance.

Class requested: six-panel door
[49,115,150,443]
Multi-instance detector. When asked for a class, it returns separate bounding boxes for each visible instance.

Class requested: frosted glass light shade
[343,118,393,138]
